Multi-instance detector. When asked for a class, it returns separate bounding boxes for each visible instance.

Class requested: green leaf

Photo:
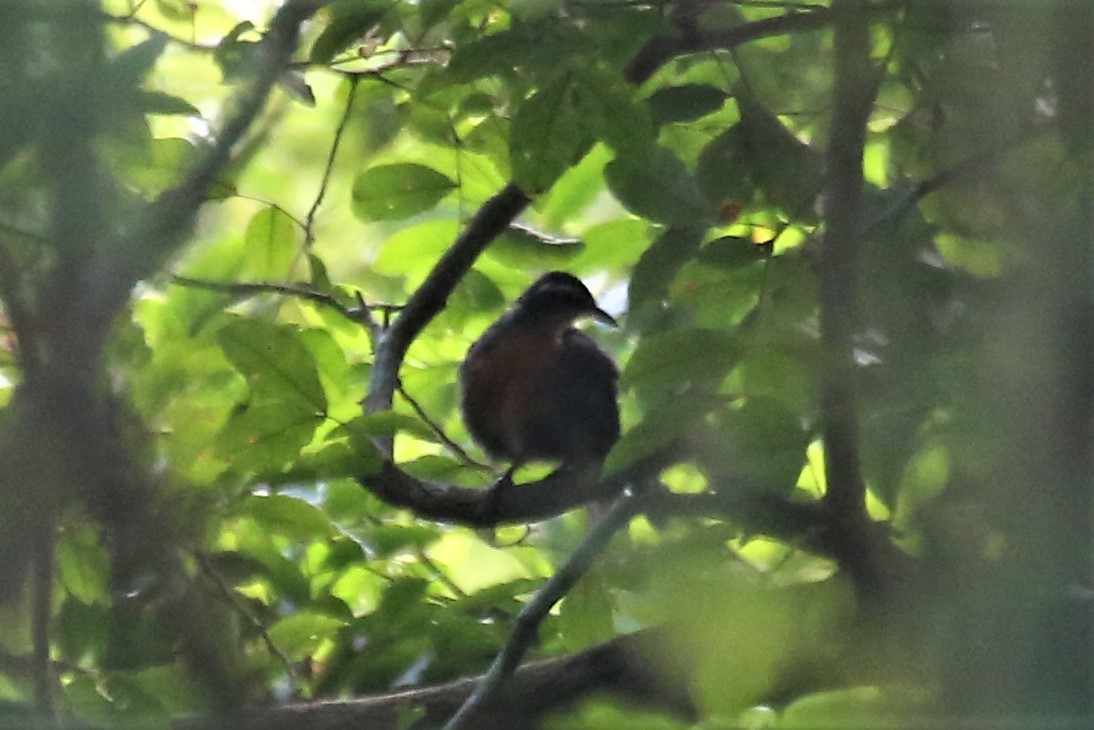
[420,0,459,30]
[241,207,298,279]
[310,0,392,64]
[558,578,614,650]
[605,390,727,474]
[214,22,257,81]
[281,438,382,482]
[108,34,169,88]
[365,524,441,558]
[57,524,110,605]
[218,318,327,413]
[137,90,200,117]
[697,235,771,269]
[376,577,431,618]
[605,145,712,225]
[781,686,930,729]
[512,0,564,21]
[628,226,707,312]
[268,612,348,658]
[489,225,585,268]
[444,24,588,82]
[351,163,456,221]
[573,67,656,155]
[341,411,436,442]
[216,402,325,472]
[736,92,824,219]
[510,75,592,193]
[696,125,753,205]
[237,494,337,541]
[648,84,727,125]
[126,137,197,193]
[622,327,739,393]
[540,143,611,228]
[707,398,810,492]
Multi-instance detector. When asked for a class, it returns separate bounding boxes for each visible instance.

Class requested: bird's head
[514,272,617,329]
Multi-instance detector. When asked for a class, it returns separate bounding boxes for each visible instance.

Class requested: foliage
[0,0,1092,728]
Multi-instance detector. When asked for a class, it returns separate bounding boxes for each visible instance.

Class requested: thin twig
[233,194,310,232]
[441,489,644,730]
[396,381,493,472]
[862,126,1046,236]
[506,222,583,248]
[170,275,400,325]
[102,12,218,53]
[195,551,301,690]
[415,547,469,599]
[89,0,332,330]
[304,77,360,246]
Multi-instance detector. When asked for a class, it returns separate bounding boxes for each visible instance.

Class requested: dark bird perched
[459,272,620,479]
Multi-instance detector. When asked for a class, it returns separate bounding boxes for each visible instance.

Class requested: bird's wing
[522,330,620,463]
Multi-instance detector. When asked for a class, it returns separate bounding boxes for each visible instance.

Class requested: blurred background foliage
[0,0,1092,728]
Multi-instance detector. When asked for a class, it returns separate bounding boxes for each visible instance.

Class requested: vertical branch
[817,0,878,587]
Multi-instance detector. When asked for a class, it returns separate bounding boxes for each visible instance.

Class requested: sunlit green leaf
[351,163,456,221]
[268,612,348,658]
[237,494,337,541]
[218,318,327,413]
[241,207,298,280]
[57,524,109,606]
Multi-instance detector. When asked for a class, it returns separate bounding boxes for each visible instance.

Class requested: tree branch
[442,489,647,730]
[304,76,359,246]
[817,0,881,597]
[363,184,532,424]
[169,275,394,326]
[625,7,834,84]
[358,453,669,528]
[361,2,845,454]
[87,0,331,331]
[172,626,693,730]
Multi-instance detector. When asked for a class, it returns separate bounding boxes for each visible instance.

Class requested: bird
[459,272,620,483]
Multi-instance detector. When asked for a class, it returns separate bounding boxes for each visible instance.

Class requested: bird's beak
[591,307,618,328]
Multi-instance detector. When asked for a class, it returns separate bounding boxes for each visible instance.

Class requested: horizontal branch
[169,276,397,325]
[173,627,694,730]
[357,454,670,528]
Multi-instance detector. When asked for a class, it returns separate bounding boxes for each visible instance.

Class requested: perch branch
[362,0,844,455]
